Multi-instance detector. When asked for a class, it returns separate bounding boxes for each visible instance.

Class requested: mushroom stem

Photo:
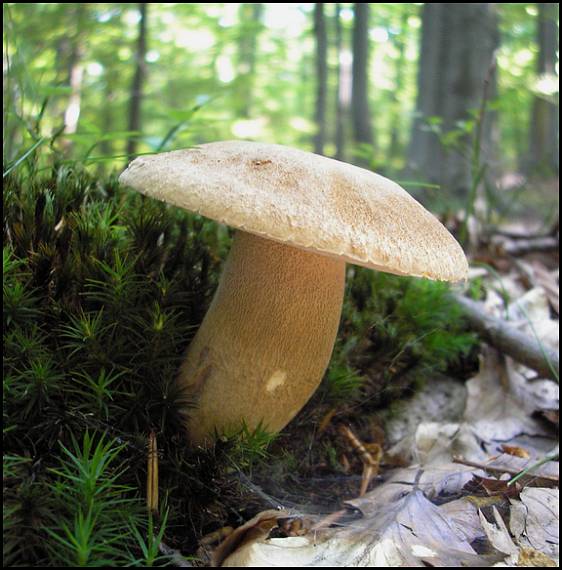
[180,231,346,445]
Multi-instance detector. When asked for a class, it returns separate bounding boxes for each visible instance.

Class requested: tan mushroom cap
[120,141,468,281]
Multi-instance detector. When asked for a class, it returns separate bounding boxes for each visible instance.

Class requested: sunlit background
[3,4,559,185]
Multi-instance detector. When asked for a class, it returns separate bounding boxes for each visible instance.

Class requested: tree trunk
[388,9,409,162]
[407,4,499,202]
[313,3,328,155]
[351,2,374,163]
[98,70,119,170]
[528,3,559,175]
[62,4,87,150]
[334,3,347,161]
[126,3,148,158]
[407,3,443,189]
[236,3,263,118]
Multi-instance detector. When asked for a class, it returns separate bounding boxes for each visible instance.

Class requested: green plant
[221,422,277,473]
[324,268,477,407]
[45,432,141,567]
[128,509,174,566]
[3,164,226,565]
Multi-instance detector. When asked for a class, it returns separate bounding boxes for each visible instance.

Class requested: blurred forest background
[2,4,560,567]
[3,3,559,222]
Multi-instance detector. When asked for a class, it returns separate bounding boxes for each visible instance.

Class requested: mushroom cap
[120,141,468,281]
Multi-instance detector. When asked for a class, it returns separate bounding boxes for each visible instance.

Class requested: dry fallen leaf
[478,506,518,561]
[464,347,553,453]
[517,547,558,567]
[220,464,505,567]
[509,488,559,560]
[222,488,503,567]
[211,510,290,567]
[463,475,521,498]
[516,259,559,315]
[501,444,530,459]
[218,466,559,567]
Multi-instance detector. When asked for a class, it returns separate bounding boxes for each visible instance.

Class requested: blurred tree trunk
[314,3,328,155]
[99,68,119,166]
[62,4,87,148]
[407,2,448,187]
[388,9,409,162]
[351,2,374,163]
[334,3,348,161]
[407,3,499,202]
[528,3,559,175]
[126,3,148,158]
[236,3,263,118]
[3,14,18,160]
[334,3,344,159]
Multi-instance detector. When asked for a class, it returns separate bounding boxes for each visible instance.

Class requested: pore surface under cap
[120,141,468,281]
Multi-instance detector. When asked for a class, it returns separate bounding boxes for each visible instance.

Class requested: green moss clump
[3,165,226,565]
[325,266,478,406]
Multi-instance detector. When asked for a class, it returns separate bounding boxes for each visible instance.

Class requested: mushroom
[120,141,468,445]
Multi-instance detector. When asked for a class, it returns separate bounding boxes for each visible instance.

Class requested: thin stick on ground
[338,424,382,497]
[452,455,559,484]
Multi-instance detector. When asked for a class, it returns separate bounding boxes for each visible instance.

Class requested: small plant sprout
[120,141,468,445]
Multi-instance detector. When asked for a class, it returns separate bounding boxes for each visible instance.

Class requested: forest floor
[193,183,560,567]
[3,166,558,567]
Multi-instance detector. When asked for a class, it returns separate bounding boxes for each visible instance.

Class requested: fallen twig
[499,236,559,256]
[452,455,559,484]
[147,430,159,514]
[451,293,559,380]
[338,424,382,497]
[492,228,555,240]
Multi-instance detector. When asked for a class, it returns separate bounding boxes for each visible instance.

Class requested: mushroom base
[179,231,346,445]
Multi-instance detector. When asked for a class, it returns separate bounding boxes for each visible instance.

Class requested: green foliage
[3,165,224,566]
[45,432,141,567]
[324,268,477,406]
[128,509,174,566]
[219,422,276,473]
[4,432,171,567]
[324,356,365,402]
[5,3,552,177]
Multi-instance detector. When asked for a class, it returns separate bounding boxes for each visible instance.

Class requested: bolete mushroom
[120,141,468,445]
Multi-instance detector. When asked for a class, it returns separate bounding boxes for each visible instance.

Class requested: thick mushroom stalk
[180,231,345,445]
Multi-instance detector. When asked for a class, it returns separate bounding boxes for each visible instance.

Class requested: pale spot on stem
[266,370,287,393]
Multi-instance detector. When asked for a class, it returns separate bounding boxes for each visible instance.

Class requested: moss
[323,266,478,407]
[3,166,226,565]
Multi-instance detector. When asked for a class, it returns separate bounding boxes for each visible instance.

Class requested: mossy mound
[3,165,226,565]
